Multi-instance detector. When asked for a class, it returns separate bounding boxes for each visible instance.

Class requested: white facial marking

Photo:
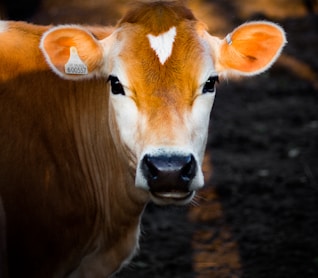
[0,21,8,33]
[147,26,177,65]
[110,93,140,155]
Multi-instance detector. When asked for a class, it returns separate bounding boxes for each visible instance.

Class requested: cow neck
[60,79,149,272]
[65,78,148,230]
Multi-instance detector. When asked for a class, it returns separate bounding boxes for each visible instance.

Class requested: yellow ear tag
[64,47,88,75]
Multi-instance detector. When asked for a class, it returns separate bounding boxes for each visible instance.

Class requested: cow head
[40,1,286,205]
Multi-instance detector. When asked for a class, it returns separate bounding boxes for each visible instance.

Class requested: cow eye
[202,76,219,94]
[107,75,125,95]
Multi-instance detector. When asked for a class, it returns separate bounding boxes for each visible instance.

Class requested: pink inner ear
[42,35,70,75]
[218,22,286,75]
[41,26,104,78]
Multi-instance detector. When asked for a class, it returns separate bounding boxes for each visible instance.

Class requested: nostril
[142,154,159,180]
[181,155,196,182]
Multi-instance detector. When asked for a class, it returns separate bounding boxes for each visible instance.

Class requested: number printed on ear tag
[65,47,88,75]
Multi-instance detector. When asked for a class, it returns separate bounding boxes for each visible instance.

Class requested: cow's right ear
[40,25,105,79]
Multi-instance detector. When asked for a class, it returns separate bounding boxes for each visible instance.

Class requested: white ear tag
[65,46,88,75]
[225,33,233,45]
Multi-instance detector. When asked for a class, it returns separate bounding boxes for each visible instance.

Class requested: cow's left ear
[208,21,287,76]
[40,26,105,79]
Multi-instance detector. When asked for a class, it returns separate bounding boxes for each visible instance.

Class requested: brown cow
[0,1,286,277]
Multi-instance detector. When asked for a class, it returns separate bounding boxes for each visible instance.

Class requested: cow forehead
[118,0,197,35]
[109,1,211,96]
[115,21,209,104]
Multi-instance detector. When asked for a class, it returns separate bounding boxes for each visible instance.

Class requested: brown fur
[0,196,8,278]
[0,22,147,277]
[119,0,196,34]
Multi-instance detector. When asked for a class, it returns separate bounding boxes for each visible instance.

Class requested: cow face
[40,2,286,205]
[103,20,219,205]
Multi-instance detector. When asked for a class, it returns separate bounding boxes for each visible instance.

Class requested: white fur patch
[147,27,177,65]
[0,21,8,33]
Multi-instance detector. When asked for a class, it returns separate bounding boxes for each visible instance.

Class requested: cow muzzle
[136,150,203,205]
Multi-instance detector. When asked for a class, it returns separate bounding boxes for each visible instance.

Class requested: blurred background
[1,0,317,277]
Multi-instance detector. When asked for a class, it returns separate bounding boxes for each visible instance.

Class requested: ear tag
[226,33,233,45]
[65,46,88,75]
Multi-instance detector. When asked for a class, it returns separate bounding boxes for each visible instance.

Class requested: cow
[0,0,286,277]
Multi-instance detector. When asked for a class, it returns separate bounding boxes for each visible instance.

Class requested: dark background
[1,0,317,277]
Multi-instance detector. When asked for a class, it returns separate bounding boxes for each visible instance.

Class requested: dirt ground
[1,0,318,277]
